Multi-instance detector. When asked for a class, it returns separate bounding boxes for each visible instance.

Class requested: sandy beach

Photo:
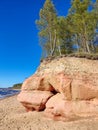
[0,95,98,130]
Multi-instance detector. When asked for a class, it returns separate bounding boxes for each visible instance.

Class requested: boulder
[45,94,98,121]
[17,90,53,111]
[44,94,75,121]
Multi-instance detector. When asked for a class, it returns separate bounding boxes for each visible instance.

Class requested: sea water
[0,88,20,99]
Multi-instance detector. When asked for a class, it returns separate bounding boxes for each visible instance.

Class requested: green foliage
[12,83,22,89]
[36,0,98,58]
[68,0,98,53]
[36,0,57,57]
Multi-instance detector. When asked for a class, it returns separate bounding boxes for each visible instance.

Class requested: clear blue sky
[0,0,71,88]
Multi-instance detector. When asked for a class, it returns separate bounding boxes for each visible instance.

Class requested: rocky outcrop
[17,57,98,121]
[17,91,53,111]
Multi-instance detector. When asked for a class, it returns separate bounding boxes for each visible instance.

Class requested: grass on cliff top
[41,53,98,62]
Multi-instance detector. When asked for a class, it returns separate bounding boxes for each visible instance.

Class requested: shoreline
[0,93,19,100]
[0,88,20,100]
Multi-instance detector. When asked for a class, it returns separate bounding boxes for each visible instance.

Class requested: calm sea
[0,88,20,99]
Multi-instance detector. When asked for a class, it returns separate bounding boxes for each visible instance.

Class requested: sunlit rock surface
[17,57,98,121]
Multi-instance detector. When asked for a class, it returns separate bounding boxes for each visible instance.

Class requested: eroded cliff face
[17,57,98,121]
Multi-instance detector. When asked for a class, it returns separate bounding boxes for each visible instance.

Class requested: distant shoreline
[0,93,19,100]
[0,88,20,100]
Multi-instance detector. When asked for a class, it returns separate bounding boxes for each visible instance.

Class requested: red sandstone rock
[48,73,72,100]
[21,72,98,101]
[22,74,54,91]
[17,90,53,111]
[72,99,98,117]
[45,94,98,121]
[44,94,75,121]
[72,77,98,100]
[17,57,98,121]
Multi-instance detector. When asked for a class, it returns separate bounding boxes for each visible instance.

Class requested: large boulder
[45,94,98,121]
[17,90,53,111]
[44,93,75,121]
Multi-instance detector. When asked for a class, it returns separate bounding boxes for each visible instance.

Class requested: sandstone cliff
[17,57,98,121]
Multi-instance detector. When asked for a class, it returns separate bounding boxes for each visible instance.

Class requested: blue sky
[0,0,71,88]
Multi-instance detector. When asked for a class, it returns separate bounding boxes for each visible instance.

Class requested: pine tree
[68,0,97,53]
[58,16,73,54]
[36,0,98,57]
[36,0,57,57]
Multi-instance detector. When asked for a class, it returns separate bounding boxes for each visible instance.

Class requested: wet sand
[0,95,98,130]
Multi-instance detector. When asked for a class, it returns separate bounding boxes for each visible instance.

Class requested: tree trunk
[51,30,57,56]
[49,31,53,55]
[58,46,62,56]
[86,40,90,53]
[83,18,90,53]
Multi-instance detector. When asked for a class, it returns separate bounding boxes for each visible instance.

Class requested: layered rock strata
[17,57,98,121]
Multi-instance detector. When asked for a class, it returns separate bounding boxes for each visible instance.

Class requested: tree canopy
[36,0,98,58]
